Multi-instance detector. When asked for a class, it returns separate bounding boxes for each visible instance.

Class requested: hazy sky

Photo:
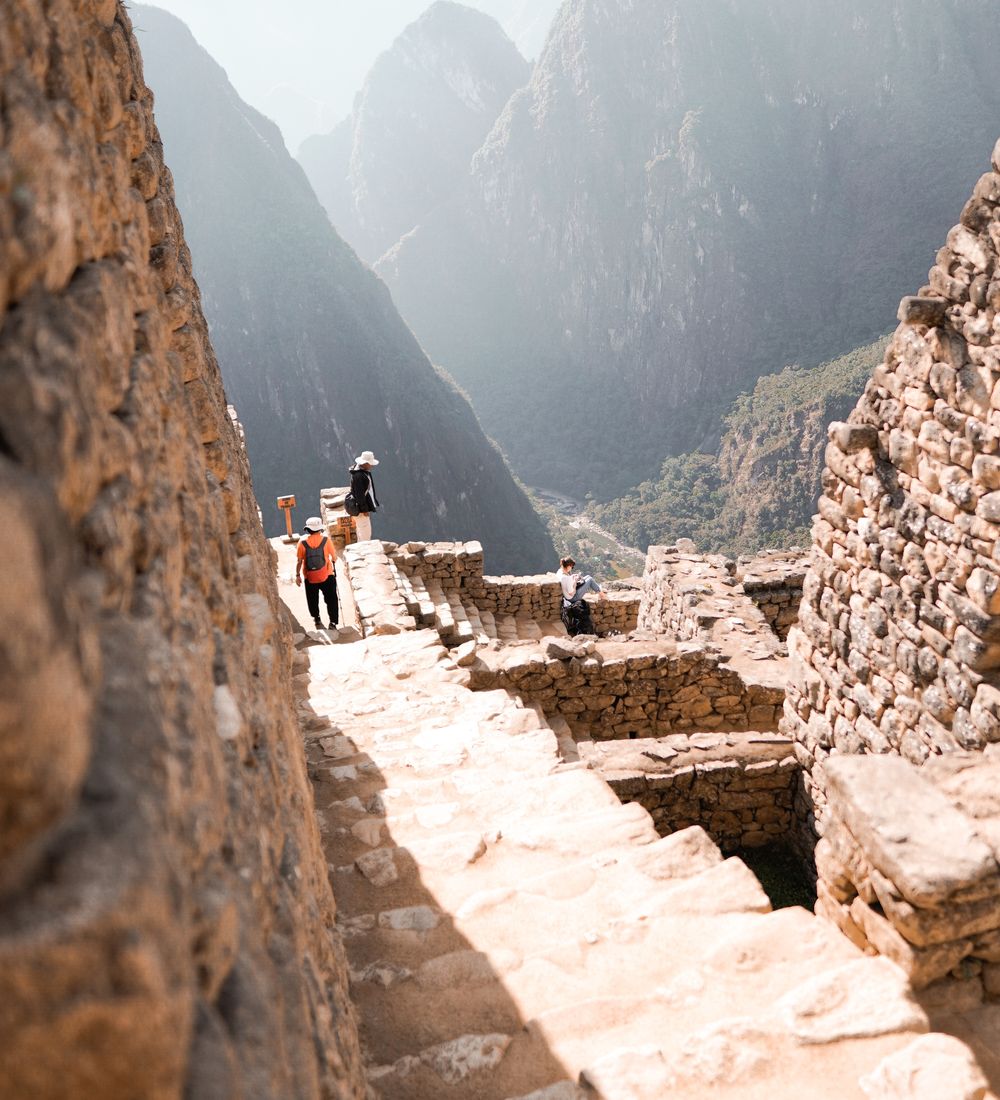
[142,1,561,153]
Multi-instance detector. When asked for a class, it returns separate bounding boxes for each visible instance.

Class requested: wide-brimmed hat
[303,516,323,532]
[354,450,379,466]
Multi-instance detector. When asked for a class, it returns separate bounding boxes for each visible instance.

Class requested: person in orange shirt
[295,516,339,632]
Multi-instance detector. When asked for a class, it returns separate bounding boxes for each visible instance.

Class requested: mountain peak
[137,4,554,572]
[299,1,528,263]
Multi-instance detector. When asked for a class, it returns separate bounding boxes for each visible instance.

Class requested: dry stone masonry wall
[346,537,639,643]
[638,542,802,655]
[784,140,1000,839]
[738,549,809,641]
[470,639,785,740]
[816,753,1000,1011]
[582,734,799,853]
[0,4,364,1096]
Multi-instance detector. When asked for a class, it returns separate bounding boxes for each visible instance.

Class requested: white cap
[303,516,323,532]
[354,450,379,466]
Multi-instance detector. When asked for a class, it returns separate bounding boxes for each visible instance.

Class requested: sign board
[277,495,296,509]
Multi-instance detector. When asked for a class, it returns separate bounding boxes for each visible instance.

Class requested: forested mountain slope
[591,339,890,554]
[378,0,1000,499]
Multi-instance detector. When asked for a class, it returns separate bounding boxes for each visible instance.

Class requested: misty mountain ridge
[373,0,1000,503]
[299,1,530,264]
[136,4,555,573]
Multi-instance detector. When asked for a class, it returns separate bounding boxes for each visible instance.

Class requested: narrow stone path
[294,628,964,1099]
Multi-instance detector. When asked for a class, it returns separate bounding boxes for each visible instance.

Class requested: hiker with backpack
[557,556,606,636]
[295,517,339,632]
[347,450,380,542]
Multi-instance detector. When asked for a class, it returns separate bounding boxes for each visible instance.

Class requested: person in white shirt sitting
[558,556,607,605]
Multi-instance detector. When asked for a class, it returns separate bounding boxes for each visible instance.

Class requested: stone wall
[638,543,792,660]
[582,734,799,853]
[0,4,364,1096]
[816,754,1000,1009]
[470,638,785,740]
[348,537,640,641]
[783,140,1000,838]
[737,550,808,641]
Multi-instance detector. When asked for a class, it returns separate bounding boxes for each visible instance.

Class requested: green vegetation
[591,338,889,557]
[527,490,647,579]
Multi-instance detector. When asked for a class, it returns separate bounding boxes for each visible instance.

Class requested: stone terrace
[581,732,798,854]
[345,538,639,646]
[280,518,1000,1095]
[469,637,786,742]
[294,626,978,1099]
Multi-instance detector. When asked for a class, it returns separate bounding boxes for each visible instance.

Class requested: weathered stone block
[850,897,974,989]
[823,755,1000,907]
[898,295,948,327]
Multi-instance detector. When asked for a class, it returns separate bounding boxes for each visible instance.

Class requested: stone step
[327,809,675,934]
[365,1023,564,1100]
[389,560,421,618]
[359,903,872,1099]
[334,839,768,989]
[462,600,492,646]
[318,766,631,852]
[478,607,498,641]
[446,591,476,645]
[351,953,524,1067]
[426,579,457,638]
[546,714,578,760]
[303,629,939,1100]
[516,617,544,642]
[495,614,520,642]
[406,571,437,624]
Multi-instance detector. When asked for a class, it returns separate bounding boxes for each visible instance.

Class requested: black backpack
[344,492,361,517]
[561,601,595,637]
[303,537,328,573]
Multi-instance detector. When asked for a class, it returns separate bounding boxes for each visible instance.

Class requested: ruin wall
[582,735,799,853]
[815,753,1000,1011]
[470,641,784,740]
[0,4,364,1095]
[737,550,808,641]
[349,538,639,639]
[638,543,805,647]
[784,140,1000,838]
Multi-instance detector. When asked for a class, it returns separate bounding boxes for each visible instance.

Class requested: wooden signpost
[277,494,297,543]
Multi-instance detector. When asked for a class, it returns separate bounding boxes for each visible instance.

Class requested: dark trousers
[305,575,338,624]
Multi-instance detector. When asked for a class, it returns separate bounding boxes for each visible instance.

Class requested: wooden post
[277,495,297,543]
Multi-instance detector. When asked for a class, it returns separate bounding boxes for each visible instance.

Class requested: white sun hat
[303,516,324,532]
[354,450,379,466]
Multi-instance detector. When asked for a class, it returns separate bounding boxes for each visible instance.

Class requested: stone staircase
[296,629,970,1100]
[350,541,569,648]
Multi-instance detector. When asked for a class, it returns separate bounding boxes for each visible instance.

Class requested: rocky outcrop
[0,3,363,1095]
[133,5,554,575]
[785,138,1000,837]
[380,0,1000,501]
[299,1,529,264]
